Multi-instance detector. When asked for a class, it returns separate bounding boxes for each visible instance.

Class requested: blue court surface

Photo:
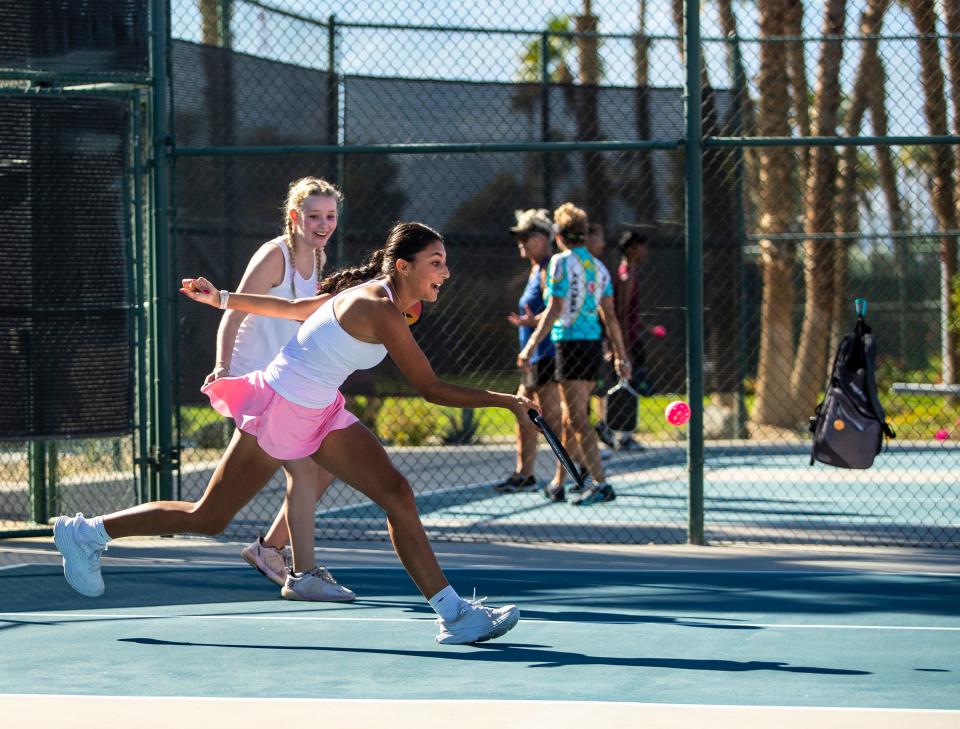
[1,538,958,729]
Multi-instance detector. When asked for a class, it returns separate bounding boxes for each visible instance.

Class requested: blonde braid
[315,248,326,291]
[281,176,343,297]
[284,228,297,298]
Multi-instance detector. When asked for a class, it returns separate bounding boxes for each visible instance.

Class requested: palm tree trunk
[790,0,848,413]
[718,0,758,225]
[908,0,960,384]
[861,1,909,363]
[784,0,811,186]
[631,0,657,225]
[945,0,960,203]
[752,0,799,427]
[831,0,892,369]
[831,2,881,372]
[575,6,609,227]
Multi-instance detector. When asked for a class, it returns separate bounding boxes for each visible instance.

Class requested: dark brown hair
[318,222,443,295]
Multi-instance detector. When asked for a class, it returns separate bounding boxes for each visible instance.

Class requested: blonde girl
[210,177,352,601]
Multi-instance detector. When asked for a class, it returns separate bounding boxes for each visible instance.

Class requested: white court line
[4,694,959,712]
[0,612,427,622]
[3,612,958,631]
[1,555,958,576]
[0,563,29,571]
[3,693,958,729]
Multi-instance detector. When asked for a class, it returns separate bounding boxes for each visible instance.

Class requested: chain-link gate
[3,1,958,547]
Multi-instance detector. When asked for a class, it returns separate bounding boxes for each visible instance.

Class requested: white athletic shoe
[241,537,289,586]
[435,597,520,645]
[281,566,356,602]
[53,513,107,597]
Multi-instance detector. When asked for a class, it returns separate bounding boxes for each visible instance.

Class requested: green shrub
[441,408,480,445]
[377,398,441,446]
[346,395,383,431]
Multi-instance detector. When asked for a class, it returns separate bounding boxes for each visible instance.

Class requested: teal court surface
[1,538,958,728]
[259,443,960,544]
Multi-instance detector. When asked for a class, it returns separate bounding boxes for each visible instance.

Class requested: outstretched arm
[373,304,539,420]
[180,276,332,321]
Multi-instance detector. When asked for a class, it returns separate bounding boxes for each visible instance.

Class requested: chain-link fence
[2,1,958,547]
[0,0,151,536]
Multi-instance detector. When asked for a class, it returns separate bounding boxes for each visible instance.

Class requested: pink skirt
[201,371,357,460]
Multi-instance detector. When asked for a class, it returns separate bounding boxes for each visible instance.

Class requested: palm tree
[752,0,800,428]
[863,1,910,362]
[511,15,578,207]
[832,0,899,365]
[945,0,960,200]
[670,0,741,395]
[716,0,758,216]
[908,0,959,384]
[785,0,812,186]
[630,0,658,226]
[789,0,848,412]
[514,15,576,87]
[574,1,610,226]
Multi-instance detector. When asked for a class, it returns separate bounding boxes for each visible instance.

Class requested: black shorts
[555,339,604,382]
[522,357,556,390]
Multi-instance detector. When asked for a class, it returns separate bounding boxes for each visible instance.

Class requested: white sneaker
[241,537,289,586]
[53,513,107,597]
[281,566,356,602]
[436,597,520,644]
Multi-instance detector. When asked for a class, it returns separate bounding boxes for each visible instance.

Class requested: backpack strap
[863,332,896,440]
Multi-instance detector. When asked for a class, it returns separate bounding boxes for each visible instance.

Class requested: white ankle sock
[428,585,464,621]
[78,515,111,545]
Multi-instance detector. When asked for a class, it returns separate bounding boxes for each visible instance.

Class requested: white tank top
[231,237,318,375]
[262,280,393,408]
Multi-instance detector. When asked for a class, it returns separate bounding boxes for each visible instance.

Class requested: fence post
[150,0,176,501]
[28,442,47,525]
[727,33,749,440]
[684,0,705,545]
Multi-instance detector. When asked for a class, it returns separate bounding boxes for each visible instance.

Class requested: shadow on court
[117,637,871,675]
[3,564,958,620]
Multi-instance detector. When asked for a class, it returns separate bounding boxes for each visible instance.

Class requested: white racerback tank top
[262,279,393,408]
[230,237,317,376]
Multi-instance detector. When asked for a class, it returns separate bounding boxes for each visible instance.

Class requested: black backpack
[809,300,895,469]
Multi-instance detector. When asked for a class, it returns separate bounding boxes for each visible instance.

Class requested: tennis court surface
[1,538,958,728]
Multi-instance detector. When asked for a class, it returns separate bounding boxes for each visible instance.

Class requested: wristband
[218,290,230,310]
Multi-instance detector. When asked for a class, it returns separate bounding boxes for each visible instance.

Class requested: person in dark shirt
[497,209,564,492]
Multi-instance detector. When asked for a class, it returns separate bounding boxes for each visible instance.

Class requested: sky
[169,0,947,139]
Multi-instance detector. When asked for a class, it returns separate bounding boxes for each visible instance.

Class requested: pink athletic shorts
[201,370,357,460]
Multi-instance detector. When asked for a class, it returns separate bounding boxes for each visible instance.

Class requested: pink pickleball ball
[665,400,691,426]
[652,325,666,338]
[935,429,950,441]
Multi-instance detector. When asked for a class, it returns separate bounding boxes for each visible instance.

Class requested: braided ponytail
[318,221,443,295]
[319,249,386,294]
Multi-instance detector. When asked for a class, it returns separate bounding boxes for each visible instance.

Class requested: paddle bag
[809,299,895,469]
